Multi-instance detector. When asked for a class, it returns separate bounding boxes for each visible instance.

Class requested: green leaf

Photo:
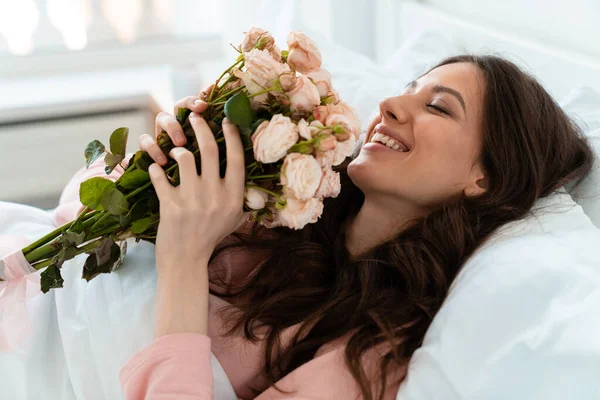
[224,92,253,129]
[131,216,155,234]
[81,238,122,281]
[100,187,129,216]
[90,214,119,231]
[147,194,160,213]
[84,140,106,168]
[60,248,77,264]
[119,169,150,189]
[133,151,154,172]
[40,264,64,293]
[109,127,129,157]
[71,219,84,232]
[104,153,124,174]
[250,118,267,134]
[129,198,149,220]
[61,231,86,246]
[119,213,132,228]
[80,177,116,210]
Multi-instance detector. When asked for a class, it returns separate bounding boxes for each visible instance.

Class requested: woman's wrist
[154,258,211,338]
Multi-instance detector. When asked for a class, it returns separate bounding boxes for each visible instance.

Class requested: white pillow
[396,190,600,399]
[560,86,600,228]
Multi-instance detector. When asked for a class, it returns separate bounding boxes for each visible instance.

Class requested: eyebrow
[405,80,467,116]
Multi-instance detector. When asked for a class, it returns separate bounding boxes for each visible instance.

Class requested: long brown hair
[210,54,595,399]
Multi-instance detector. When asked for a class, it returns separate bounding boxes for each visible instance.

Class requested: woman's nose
[379,97,409,124]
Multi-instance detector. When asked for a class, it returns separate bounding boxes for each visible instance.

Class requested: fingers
[222,118,245,191]
[168,147,198,189]
[173,95,208,116]
[139,134,168,166]
[189,112,220,180]
[155,112,186,146]
[199,84,215,101]
[148,163,171,201]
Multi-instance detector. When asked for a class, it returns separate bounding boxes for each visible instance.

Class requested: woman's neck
[344,197,426,258]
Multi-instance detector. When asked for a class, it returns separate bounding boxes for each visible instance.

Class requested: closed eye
[427,104,450,116]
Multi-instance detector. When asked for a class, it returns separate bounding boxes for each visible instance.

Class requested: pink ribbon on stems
[0,234,42,352]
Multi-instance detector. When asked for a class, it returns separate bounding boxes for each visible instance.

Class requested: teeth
[371,132,408,152]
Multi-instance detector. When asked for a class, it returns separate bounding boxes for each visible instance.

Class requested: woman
[118,54,595,399]
[1,54,593,399]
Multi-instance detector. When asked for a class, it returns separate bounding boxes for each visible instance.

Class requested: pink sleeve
[51,152,135,227]
[119,333,215,400]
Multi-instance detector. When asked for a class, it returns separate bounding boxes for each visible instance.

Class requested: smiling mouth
[370,132,408,152]
[369,123,411,152]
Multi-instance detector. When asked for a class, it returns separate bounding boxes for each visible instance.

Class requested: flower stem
[247,86,277,98]
[30,237,105,271]
[209,85,244,104]
[246,185,282,200]
[247,173,280,180]
[21,209,99,258]
[208,58,244,103]
[23,211,104,264]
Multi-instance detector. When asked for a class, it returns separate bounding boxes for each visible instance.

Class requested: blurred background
[0,0,378,209]
[0,0,599,209]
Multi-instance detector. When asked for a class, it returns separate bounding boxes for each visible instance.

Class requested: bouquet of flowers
[0,27,361,294]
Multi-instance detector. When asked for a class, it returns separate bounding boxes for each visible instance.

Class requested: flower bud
[279,71,297,92]
[241,27,275,52]
[245,187,269,210]
[317,134,337,152]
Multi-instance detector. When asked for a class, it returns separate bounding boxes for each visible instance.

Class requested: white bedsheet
[0,201,237,400]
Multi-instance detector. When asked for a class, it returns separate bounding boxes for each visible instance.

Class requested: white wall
[426,0,600,58]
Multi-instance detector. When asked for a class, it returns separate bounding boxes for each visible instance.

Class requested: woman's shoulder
[256,335,406,400]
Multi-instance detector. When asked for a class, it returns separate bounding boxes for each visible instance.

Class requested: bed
[1,1,599,399]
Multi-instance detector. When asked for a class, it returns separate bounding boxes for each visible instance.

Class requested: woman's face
[348,62,488,212]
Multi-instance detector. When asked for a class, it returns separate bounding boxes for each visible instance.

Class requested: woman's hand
[148,114,247,276]
[149,114,246,338]
[139,85,214,166]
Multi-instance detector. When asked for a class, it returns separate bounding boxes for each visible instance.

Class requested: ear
[464,168,488,198]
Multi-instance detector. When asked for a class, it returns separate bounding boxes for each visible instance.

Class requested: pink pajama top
[1,154,405,399]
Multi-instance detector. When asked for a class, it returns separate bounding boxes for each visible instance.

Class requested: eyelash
[427,104,450,116]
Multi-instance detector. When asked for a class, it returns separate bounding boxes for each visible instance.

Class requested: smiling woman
[351,61,488,228]
[184,54,594,400]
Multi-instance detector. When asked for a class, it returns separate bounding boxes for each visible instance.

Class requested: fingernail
[193,99,205,106]
[223,117,231,125]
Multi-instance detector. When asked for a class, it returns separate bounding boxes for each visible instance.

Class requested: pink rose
[297,118,312,140]
[317,134,337,152]
[241,27,275,52]
[306,68,332,97]
[270,45,282,62]
[286,31,322,74]
[279,71,297,92]
[245,186,268,210]
[312,102,361,139]
[273,196,324,230]
[233,68,268,105]
[312,105,329,124]
[244,48,290,89]
[251,114,299,163]
[280,153,322,200]
[316,149,335,169]
[286,75,320,113]
[315,168,341,199]
[332,134,357,166]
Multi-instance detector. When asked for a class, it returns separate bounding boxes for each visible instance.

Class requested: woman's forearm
[154,256,211,338]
